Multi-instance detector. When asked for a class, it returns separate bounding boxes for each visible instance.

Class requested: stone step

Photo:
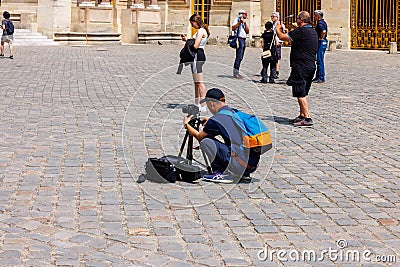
[138,32,183,44]
[14,35,51,39]
[12,29,59,46]
[54,32,121,44]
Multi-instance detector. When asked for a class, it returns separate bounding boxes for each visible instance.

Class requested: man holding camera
[275,11,317,127]
[231,10,249,79]
[183,88,259,183]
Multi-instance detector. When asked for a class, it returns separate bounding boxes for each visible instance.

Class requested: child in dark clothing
[260,21,277,83]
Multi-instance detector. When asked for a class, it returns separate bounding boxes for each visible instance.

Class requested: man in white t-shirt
[271,12,285,78]
[231,10,249,79]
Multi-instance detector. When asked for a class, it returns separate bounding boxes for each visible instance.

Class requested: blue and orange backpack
[218,108,272,155]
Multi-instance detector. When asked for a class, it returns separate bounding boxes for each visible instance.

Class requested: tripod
[178,116,213,174]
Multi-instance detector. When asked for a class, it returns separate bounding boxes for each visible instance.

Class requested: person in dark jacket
[260,21,277,83]
[177,39,196,74]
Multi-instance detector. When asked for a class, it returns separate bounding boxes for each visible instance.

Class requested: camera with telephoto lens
[182,104,199,117]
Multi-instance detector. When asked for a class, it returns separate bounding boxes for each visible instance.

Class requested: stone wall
[0,0,357,48]
[321,0,350,49]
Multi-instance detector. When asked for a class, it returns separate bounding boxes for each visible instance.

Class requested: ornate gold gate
[276,0,321,32]
[351,0,399,49]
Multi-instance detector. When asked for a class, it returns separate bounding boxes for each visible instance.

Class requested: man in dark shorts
[275,11,317,127]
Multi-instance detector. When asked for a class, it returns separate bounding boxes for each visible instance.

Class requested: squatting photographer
[182,88,262,184]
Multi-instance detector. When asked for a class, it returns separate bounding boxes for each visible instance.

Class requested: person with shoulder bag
[231,10,249,79]
[260,21,277,83]
[1,11,14,59]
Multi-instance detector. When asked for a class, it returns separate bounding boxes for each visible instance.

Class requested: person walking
[271,12,285,79]
[231,10,249,79]
[1,11,14,59]
[313,10,328,83]
[181,14,210,110]
[260,21,277,83]
[275,11,318,127]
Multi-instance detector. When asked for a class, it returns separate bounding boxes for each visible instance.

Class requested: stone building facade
[1,0,398,50]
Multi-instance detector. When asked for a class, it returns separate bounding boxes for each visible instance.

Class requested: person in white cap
[231,10,249,79]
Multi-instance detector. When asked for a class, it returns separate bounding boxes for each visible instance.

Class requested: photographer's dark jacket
[177,39,196,74]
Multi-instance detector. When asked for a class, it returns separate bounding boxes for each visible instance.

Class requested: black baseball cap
[199,88,225,104]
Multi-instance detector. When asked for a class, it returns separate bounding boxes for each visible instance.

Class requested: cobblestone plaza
[0,44,399,266]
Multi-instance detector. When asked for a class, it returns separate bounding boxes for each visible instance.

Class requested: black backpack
[145,157,179,183]
[5,20,14,35]
[144,155,201,183]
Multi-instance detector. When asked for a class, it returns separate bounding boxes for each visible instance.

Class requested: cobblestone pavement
[0,43,399,266]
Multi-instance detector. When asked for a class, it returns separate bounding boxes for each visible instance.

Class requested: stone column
[322,0,350,49]
[37,0,72,37]
[389,42,397,54]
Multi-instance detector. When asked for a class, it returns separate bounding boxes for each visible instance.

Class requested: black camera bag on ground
[145,157,179,183]
[144,155,201,183]
[164,155,201,182]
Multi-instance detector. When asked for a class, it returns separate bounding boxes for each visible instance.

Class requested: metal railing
[351,0,399,50]
[277,0,321,32]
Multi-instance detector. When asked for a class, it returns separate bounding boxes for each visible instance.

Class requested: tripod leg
[187,135,193,164]
[193,118,213,174]
[178,131,190,158]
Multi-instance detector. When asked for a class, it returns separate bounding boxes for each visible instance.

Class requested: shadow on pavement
[260,116,293,125]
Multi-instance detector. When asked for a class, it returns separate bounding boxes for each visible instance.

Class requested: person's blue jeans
[316,39,327,81]
[200,138,258,177]
[200,138,230,173]
[233,37,246,75]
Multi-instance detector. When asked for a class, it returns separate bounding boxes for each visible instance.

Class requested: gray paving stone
[82,262,111,267]
[0,45,398,266]
[254,225,279,234]
[0,258,22,266]
[182,235,206,243]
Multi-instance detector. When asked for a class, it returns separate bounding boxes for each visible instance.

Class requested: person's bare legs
[1,41,4,56]
[193,73,206,105]
[297,96,310,118]
[8,42,13,57]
